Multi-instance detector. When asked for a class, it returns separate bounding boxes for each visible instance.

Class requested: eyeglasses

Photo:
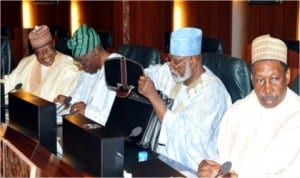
[166,56,188,69]
[73,52,92,66]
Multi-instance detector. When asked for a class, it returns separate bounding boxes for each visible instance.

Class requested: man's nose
[263,80,273,94]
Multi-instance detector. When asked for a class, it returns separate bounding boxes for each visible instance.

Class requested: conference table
[1,120,197,177]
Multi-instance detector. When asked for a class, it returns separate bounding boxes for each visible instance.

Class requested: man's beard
[170,62,192,83]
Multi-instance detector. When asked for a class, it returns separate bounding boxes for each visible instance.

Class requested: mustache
[262,94,276,101]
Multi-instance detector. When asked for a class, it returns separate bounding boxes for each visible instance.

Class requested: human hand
[54,95,67,104]
[70,102,86,115]
[198,160,237,178]
[197,159,220,178]
[138,75,157,100]
[222,171,238,178]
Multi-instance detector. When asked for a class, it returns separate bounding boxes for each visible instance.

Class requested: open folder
[104,57,173,151]
[104,57,144,98]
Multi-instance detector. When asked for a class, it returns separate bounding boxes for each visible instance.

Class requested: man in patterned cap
[1,25,80,102]
[54,24,122,125]
[137,27,231,171]
[198,34,300,178]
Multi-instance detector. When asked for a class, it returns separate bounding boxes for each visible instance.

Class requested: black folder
[104,57,173,151]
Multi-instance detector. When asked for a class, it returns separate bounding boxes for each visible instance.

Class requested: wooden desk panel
[3,126,83,177]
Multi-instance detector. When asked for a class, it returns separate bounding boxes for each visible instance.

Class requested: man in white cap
[1,25,80,102]
[198,34,300,178]
[138,27,231,171]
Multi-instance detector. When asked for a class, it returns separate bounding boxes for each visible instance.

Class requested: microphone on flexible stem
[56,96,72,111]
[126,126,143,141]
[5,83,23,95]
[3,83,23,110]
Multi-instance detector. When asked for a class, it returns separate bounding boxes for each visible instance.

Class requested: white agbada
[218,89,300,178]
[69,53,122,126]
[1,51,80,102]
[145,63,232,171]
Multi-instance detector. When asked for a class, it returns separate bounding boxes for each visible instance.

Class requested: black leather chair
[48,25,73,56]
[55,38,72,56]
[97,31,113,49]
[49,25,70,39]
[283,39,300,53]
[202,53,252,103]
[116,44,162,68]
[1,36,12,78]
[202,37,224,54]
[291,74,300,95]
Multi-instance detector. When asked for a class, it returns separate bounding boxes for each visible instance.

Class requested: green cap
[67,24,101,57]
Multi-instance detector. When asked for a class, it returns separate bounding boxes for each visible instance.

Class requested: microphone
[56,96,72,111]
[215,161,232,178]
[127,126,143,141]
[3,83,23,110]
[5,83,23,95]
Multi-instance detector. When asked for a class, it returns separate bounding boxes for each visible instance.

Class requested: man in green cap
[54,24,122,125]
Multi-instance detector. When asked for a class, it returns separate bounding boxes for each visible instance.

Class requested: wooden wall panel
[35,1,70,30]
[247,1,298,43]
[128,1,172,52]
[1,1,298,68]
[112,1,124,49]
[1,1,21,29]
[77,1,114,32]
[179,1,232,55]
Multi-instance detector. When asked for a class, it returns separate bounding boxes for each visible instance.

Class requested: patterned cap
[170,27,202,56]
[251,34,287,64]
[67,24,101,57]
[28,25,52,49]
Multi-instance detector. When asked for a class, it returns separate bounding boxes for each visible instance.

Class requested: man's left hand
[70,102,86,115]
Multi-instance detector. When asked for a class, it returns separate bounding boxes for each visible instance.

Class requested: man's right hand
[54,95,67,104]
[197,160,238,178]
[198,159,221,178]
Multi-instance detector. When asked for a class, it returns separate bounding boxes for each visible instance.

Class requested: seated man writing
[54,24,122,125]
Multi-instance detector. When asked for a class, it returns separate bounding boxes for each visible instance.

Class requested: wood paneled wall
[175,1,232,54]
[34,1,70,30]
[77,1,172,53]
[1,1,21,29]
[1,1,298,68]
[246,1,298,43]
[127,1,172,52]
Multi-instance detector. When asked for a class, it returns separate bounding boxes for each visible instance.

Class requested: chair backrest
[116,44,162,68]
[97,31,113,49]
[1,36,12,78]
[291,74,300,95]
[49,25,70,39]
[283,39,300,53]
[55,38,72,56]
[201,37,224,54]
[202,53,252,103]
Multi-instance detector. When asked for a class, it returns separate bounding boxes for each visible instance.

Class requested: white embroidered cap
[251,34,287,64]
